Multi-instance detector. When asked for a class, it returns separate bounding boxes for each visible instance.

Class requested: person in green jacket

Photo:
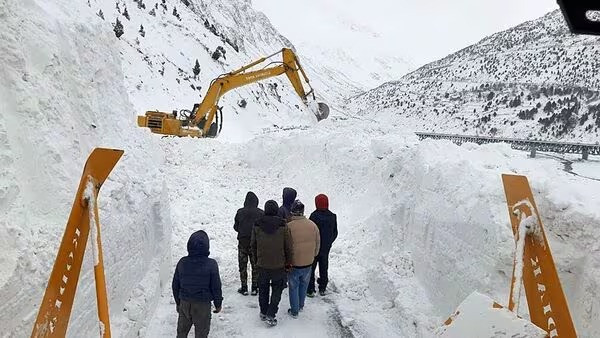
[251,200,293,327]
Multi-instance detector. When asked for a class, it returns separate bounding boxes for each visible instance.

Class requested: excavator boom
[137,48,329,138]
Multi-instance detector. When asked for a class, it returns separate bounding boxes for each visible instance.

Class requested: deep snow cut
[2,0,600,337]
[145,122,600,337]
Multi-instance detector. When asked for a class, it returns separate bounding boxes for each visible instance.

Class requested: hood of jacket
[187,230,210,257]
[315,194,329,210]
[243,191,259,208]
[259,200,284,234]
[264,200,279,216]
[282,187,297,208]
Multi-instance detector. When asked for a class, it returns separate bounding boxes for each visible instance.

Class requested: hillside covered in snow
[351,10,600,143]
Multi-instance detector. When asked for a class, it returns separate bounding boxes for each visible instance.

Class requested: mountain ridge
[350,10,600,142]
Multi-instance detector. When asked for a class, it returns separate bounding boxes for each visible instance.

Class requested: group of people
[171,187,338,337]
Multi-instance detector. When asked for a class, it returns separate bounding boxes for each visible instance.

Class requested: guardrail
[415,132,600,160]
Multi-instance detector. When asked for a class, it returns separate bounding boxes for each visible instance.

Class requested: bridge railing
[415,132,600,159]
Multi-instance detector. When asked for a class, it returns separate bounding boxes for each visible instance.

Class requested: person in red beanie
[307,194,338,297]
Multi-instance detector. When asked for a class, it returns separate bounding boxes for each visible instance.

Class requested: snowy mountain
[350,10,600,143]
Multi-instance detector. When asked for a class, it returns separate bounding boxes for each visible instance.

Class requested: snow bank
[0,0,171,336]
[233,122,600,336]
[436,291,546,337]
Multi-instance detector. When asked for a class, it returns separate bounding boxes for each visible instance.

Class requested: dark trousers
[258,268,286,318]
[308,251,330,293]
[238,239,258,288]
[176,300,212,338]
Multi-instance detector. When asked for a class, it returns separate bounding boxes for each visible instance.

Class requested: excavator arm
[137,48,329,138]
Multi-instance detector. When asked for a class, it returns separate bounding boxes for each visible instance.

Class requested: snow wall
[0,0,171,336]
[239,122,600,337]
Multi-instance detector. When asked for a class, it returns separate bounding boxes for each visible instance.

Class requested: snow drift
[436,291,546,337]
[0,0,171,336]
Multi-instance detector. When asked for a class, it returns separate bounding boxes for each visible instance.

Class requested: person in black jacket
[234,191,264,296]
[277,187,297,222]
[307,194,338,297]
[172,230,223,338]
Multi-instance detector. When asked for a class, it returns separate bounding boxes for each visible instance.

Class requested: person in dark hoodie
[234,191,264,296]
[251,200,293,327]
[277,187,297,222]
[307,194,338,297]
[172,230,223,338]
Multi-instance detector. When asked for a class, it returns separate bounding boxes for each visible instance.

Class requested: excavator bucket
[315,102,329,121]
[31,148,123,338]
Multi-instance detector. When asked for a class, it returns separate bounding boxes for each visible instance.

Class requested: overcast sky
[252,0,559,69]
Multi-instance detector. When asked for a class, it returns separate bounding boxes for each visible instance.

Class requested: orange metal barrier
[502,174,576,338]
[31,148,123,338]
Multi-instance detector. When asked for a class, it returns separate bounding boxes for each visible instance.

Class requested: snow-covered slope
[91,0,347,142]
[0,0,171,336]
[351,10,600,142]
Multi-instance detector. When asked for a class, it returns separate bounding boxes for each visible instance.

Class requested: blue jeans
[288,267,312,315]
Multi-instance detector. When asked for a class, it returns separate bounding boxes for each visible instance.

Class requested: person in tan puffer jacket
[286,200,320,317]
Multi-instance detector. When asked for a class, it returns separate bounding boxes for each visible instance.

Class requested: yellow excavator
[137,48,329,138]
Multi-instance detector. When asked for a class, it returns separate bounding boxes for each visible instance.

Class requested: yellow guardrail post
[31,148,123,338]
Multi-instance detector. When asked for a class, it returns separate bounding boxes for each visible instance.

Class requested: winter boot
[307,290,316,298]
[319,290,327,296]
[260,313,268,321]
[251,286,258,296]
[266,316,278,327]
[287,308,298,319]
[237,285,248,296]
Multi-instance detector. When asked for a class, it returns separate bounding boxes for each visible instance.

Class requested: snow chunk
[83,178,99,267]
[511,212,536,311]
[436,291,546,337]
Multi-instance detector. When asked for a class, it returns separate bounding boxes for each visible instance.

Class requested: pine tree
[97,9,104,20]
[139,25,145,37]
[193,59,201,78]
[123,7,130,20]
[114,18,124,38]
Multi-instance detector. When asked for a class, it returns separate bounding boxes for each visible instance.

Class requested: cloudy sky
[252,0,559,70]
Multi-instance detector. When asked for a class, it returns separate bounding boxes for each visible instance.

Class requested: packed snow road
[144,137,354,337]
[140,120,600,337]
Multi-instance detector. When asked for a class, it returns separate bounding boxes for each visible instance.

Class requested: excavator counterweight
[138,48,329,138]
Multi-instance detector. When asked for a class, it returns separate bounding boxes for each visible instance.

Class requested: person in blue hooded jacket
[172,230,223,338]
[277,187,297,222]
